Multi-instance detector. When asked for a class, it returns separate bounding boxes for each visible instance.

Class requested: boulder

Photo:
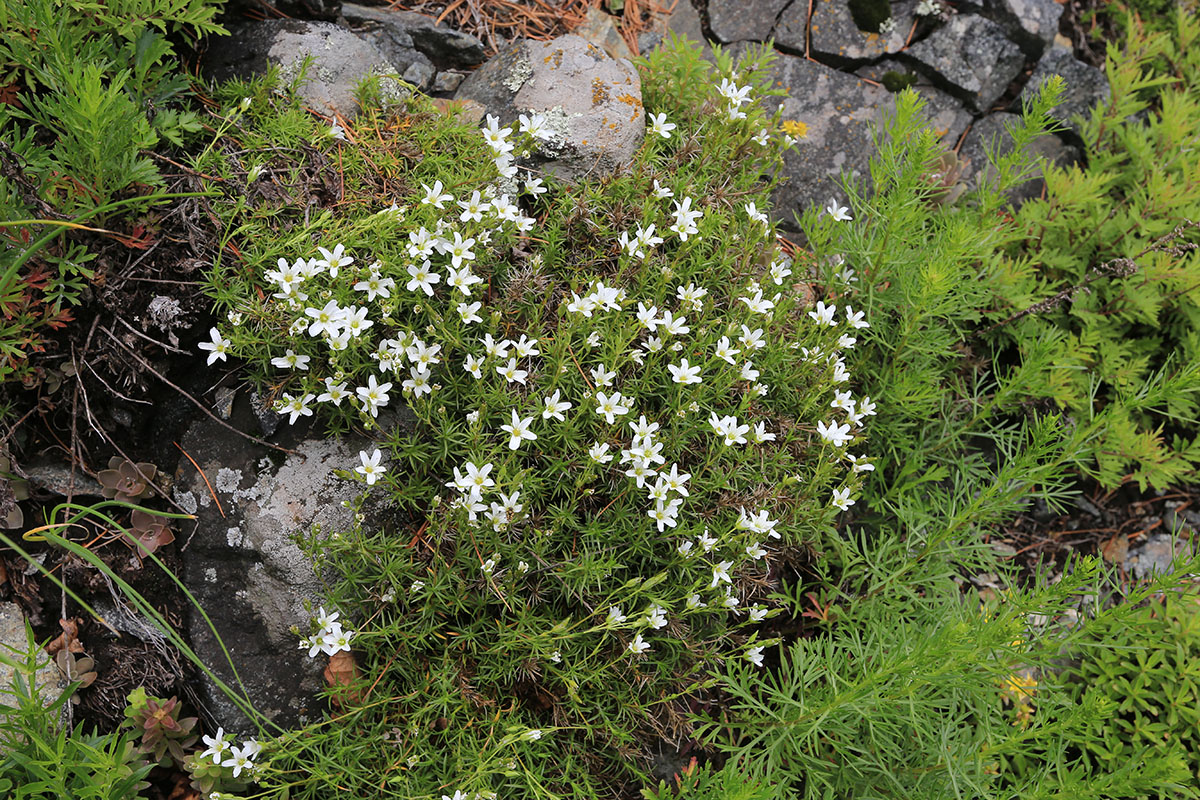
[341,4,486,70]
[981,0,1065,57]
[454,34,644,184]
[737,47,895,229]
[708,0,791,44]
[173,397,382,734]
[905,14,1024,110]
[1019,44,1110,133]
[779,0,916,64]
[203,20,400,118]
[572,7,634,61]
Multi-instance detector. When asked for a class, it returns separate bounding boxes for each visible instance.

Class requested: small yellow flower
[781,119,808,138]
[1001,672,1037,726]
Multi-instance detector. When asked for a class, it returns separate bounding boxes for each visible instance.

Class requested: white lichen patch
[174,490,198,515]
[227,527,245,547]
[215,467,243,494]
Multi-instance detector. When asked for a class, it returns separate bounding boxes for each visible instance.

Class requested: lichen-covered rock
[708,0,791,44]
[454,34,644,184]
[982,0,1065,56]
[342,4,486,70]
[735,47,895,229]
[779,0,916,64]
[905,14,1024,110]
[174,400,383,734]
[202,20,400,119]
[1019,44,1110,133]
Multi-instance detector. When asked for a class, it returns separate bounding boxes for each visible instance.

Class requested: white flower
[607,605,627,625]
[831,486,855,511]
[744,202,769,227]
[463,354,483,379]
[443,232,476,268]
[645,605,668,629]
[278,392,314,425]
[501,410,537,450]
[355,449,386,485]
[652,179,674,199]
[458,301,483,324]
[740,361,760,382]
[222,745,257,778]
[482,114,514,154]
[457,190,489,223]
[523,728,543,742]
[647,112,677,139]
[513,334,540,357]
[420,180,453,208]
[714,336,740,365]
[589,442,614,464]
[406,261,441,296]
[657,309,689,337]
[518,112,549,140]
[685,593,706,609]
[200,727,232,764]
[447,265,484,296]
[844,305,870,329]
[739,325,766,350]
[826,198,852,221]
[710,560,733,589]
[402,366,432,398]
[750,422,775,443]
[677,540,696,559]
[740,290,776,315]
[697,529,718,552]
[542,390,572,421]
[198,328,232,365]
[524,176,547,195]
[463,462,495,493]
[744,646,765,668]
[316,243,354,278]
[847,453,876,473]
[667,358,702,385]
[628,633,651,654]
[808,301,837,326]
[271,348,311,371]
[327,120,346,141]
[355,374,393,418]
[675,281,707,309]
[746,541,767,560]
[594,391,631,423]
[816,419,853,447]
[482,333,511,359]
[497,358,528,385]
[748,605,769,622]
[354,272,395,301]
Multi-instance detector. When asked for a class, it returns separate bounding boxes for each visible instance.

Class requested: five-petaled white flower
[420,180,453,209]
[647,112,677,139]
[667,358,702,385]
[501,410,537,450]
[628,633,651,654]
[355,449,386,485]
[745,645,765,668]
[198,328,232,365]
[356,374,393,418]
[826,198,852,221]
[816,419,853,447]
[406,261,441,296]
[542,390,572,421]
[831,486,855,511]
[594,391,631,424]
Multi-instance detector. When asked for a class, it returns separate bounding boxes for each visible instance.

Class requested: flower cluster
[298,606,356,658]
[199,727,263,779]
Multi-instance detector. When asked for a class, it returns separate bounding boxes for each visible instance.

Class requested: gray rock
[1019,44,1110,133]
[433,70,466,93]
[455,34,644,184]
[342,4,486,69]
[1125,532,1195,580]
[0,602,67,711]
[572,6,634,61]
[905,14,1024,110]
[738,47,895,228]
[709,0,790,44]
[222,0,342,22]
[402,60,436,91]
[174,401,378,734]
[856,59,972,143]
[660,0,714,61]
[203,20,400,118]
[23,463,106,497]
[981,0,1064,56]
[791,0,916,64]
[958,111,1079,204]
